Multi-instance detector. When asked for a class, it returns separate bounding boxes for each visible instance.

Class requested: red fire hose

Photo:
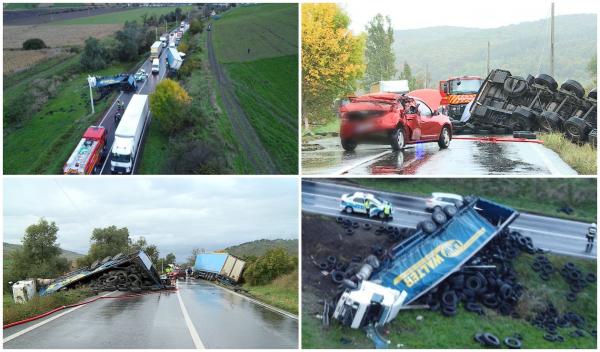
[453,136,544,144]
[3,288,177,330]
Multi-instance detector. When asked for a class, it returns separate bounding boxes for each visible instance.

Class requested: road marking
[543,248,596,260]
[532,143,562,175]
[176,282,205,349]
[3,291,116,343]
[303,180,427,201]
[302,191,431,216]
[303,205,418,228]
[336,150,392,174]
[520,213,591,226]
[511,226,587,241]
[209,282,298,320]
[99,92,123,125]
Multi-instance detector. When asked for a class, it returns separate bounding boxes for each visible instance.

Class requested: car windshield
[449,79,482,95]
[112,153,131,163]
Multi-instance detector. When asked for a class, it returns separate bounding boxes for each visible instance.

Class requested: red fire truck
[63,126,107,175]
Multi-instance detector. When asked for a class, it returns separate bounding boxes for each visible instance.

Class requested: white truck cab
[333,280,407,329]
[151,58,160,74]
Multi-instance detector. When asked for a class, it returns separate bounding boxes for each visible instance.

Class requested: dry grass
[3,49,73,74]
[3,24,120,49]
[539,132,597,175]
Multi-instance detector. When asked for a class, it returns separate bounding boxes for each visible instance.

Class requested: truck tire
[589,88,597,100]
[503,76,528,97]
[587,129,597,147]
[509,107,534,130]
[535,74,558,91]
[564,116,590,141]
[420,220,437,234]
[437,126,451,149]
[537,111,561,131]
[561,79,585,99]
[432,210,447,225]
[390,126,406,150]
[341,139,357,151]
[443,205,458,218]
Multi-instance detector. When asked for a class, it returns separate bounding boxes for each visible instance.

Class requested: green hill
[392,14,597,88]
[3,242,83,262]
[225,239,298,258]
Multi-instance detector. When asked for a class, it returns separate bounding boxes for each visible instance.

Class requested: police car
[340,191,393,219]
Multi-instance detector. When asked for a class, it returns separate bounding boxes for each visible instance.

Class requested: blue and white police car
[340,191,393,219]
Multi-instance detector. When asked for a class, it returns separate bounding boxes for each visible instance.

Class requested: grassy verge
[302,253,596,348]
[350,178,597,223]
[3,54,129,174]
[3,287,94,325]
[224,55,298,174]
[539,133,597,175]
[54,6,194,25]
[244,270,298,314]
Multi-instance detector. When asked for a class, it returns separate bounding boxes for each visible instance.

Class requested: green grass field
[54,5,193,25]
[212,3,298,174]
[303,253,596,348]
[3,54,127,174]
[352,178,597,223]
[4,3,38,10]
[244,269,298,314]
[539,133,597,175]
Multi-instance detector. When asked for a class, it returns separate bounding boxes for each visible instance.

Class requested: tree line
[4,218,176,292]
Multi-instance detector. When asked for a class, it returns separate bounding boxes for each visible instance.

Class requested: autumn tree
[150,79,192,134]
[302,3,365,128]
[362,14,396,88]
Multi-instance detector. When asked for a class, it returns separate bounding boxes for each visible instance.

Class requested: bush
[165,139,226,174]
[149,79,192,134]
[243,248,296,286]
[80,37,110,71]
[22,38,47,50]
[189,18,204,35]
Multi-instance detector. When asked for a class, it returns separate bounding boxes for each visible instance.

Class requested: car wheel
[438,126,451,149]
[345,206,353,214]
[341,138,357,151]
[390,126,405,150]
[378,211,385,219]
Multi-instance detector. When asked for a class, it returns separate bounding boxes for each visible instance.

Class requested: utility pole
[487,41,490,74]
[87,76,95,114]
[550,2,555,76]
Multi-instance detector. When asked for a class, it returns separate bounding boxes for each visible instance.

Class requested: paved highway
[302,180,596,259]
[3,279,298,349]
[94,31,173,175]
[302,136,577,175]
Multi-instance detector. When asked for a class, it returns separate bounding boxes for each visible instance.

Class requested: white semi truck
[159,35,167,47]
[150,41,162,59]
[110,94,149,174]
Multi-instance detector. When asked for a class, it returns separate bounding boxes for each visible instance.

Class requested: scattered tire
[585,273,596,283]
[363,223,372,230]
[442,305,457,317]
[327,255,337,264]
[566,292,577,302]
[543,334,556,342]
[482,333,501,347]
[345,229,354,236]
[504,336,522,349]
[331,270,345,284]
[441,291,458,306]
[513,131,537,139]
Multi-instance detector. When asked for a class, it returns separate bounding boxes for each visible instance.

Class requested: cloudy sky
[3,177,298,262]
[343,0,595,32]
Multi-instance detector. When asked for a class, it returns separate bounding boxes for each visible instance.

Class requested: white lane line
[99,92,123,125]
[532,143,563,175]
[175,282,205,349]
[519,213,592,226]
[512,226,587,241]
[304,181,427,201]
[302,191,431,216]
[336,150,391,174]
[3,291,116,343]
[209,282,298,320]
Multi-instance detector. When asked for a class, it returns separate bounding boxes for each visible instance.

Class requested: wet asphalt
[302,180,596,260]
[302,136,577,175]
[3,280,298,349]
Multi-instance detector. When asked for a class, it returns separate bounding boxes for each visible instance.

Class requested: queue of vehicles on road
[63,21,189,175]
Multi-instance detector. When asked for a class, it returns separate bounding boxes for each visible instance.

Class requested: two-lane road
[302,180,596,259]
[3,279,298,349]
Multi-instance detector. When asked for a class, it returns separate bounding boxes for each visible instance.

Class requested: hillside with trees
[225,238,298,258]
[392,14,597,88]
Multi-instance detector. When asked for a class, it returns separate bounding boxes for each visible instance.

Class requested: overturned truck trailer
[333,197,519,329]
[194,253,245,284]
[468,69,597,145]
[42,251,170,295]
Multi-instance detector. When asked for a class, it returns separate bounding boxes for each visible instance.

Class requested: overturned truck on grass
[467,69,597,145]
[42,251,170,295]
[193,252,245,284]
[332,197,519,330]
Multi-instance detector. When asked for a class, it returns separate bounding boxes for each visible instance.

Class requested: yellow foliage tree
[150,79,192,134]
[302,3,365,128]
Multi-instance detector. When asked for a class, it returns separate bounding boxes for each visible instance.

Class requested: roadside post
[87,76,96,114]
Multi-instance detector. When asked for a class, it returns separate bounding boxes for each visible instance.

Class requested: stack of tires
[469,69,597,146]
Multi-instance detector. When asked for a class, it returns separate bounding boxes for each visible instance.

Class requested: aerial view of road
[302,136,577,175]
[3,279,298,349]
[302,180,596,259]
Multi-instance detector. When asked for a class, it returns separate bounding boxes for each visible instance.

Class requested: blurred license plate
[355,123,373,132]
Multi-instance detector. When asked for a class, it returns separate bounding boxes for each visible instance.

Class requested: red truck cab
[339,91,452,151]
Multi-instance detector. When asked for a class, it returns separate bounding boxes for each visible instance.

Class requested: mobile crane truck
[332,197,518,343]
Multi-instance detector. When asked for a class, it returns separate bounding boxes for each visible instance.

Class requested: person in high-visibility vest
[586,223,596,252]
[383,204,391,218]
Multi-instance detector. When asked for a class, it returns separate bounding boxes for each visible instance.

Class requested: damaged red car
[339,90,452,151]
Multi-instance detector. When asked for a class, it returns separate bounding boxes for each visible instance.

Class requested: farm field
[3,24,120,49]
[54,5,194,25]
[3,48,72,74]
[212,3,298,174]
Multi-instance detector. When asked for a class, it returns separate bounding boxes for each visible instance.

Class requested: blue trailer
[166,47,183,72]
[332,197,519,329]
[194,252,246,283]
[89,74,137,99]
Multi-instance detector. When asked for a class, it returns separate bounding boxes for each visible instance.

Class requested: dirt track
[206,29,277,174]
